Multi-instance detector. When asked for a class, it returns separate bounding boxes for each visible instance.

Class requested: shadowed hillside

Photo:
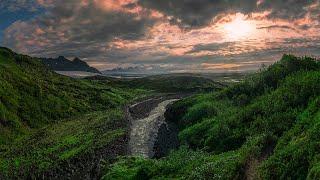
[0,47,223,179]
[2,47,319,179]
[0,47,145,178]
[103,55,320,179]
[0,47,139,143]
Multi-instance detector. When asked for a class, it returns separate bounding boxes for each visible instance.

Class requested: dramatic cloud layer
[0,0,41,12]
[138,0,258,27]
[3,0,158,57]
[1,0,320,72]
[138,0,319,27]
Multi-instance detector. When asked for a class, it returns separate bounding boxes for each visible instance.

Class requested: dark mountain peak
[57,56,68,61]
[73,57,81,62]
[58,55,65,59]
[41,56,101,74]
[72,57,87,65]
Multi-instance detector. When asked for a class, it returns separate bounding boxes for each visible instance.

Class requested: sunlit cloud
[202,63,243,70]
[221,13,257,40]
[1,0,320,72]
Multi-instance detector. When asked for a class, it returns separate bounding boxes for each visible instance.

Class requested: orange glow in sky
[222,14,256,40]
[2,1,320,72]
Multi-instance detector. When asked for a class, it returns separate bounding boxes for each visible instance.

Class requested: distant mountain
[102,66,167,76]
[41,56,101,74]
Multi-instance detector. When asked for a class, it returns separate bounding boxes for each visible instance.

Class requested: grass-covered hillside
[0,47,221,179]
[0,47,146,142]
[103,55,320,179]
[0,47,146,178]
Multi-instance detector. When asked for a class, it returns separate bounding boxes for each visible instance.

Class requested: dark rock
[153,121,179,158]
[40,56,101,74]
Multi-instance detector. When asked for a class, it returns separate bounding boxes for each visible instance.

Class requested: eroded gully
[128,98,179,158]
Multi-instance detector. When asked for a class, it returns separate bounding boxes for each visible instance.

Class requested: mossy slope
[103,55,320,179]
[0,47,144,178]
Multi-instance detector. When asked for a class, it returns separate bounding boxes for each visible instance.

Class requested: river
[128,99,179,158]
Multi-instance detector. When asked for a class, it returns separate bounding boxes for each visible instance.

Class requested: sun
[223,14,256,40]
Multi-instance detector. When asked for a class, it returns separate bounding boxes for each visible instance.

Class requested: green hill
[103,55,320,179]
[0,47,146,178]
[0,47,222,179]
[2,47,319,179]
[0,47,145,143]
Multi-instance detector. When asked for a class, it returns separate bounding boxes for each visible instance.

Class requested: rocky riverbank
[127,94,190,159]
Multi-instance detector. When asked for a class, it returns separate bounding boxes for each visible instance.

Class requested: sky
[0,0,320,73]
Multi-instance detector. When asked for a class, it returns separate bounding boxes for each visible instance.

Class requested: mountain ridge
[41,56,101,74]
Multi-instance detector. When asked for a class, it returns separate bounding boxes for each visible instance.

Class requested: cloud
[187,42,234,54]
[308,1,320,23]
[257,25,297,31]
[258,0,318,20]
[3,0,157,57]
[202,63,243,70]
[137,0,319,28]
[0,0,42,12]
[137,0,258,28]
[2,0,320,73]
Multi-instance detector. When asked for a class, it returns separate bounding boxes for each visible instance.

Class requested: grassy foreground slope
[103,55,320,179]
[0,47,146,178]
[0,47,221,179]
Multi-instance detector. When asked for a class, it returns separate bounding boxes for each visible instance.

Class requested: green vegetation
[0,47,219,178]
[95,74,223,93]
[1,110,126,178]
[0,47,145,142]
[0,47,146,178]
[103,55,320,179]
[2,47,319,179]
